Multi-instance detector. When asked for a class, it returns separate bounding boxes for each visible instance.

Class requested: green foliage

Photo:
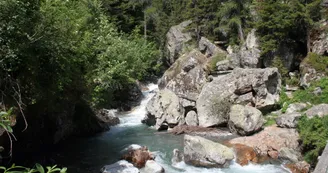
[302,53,328,75]
[0,108,15,133]
[280,77,328,113]
[217,0,252,45]
[0,0,160,109]
[271,57,288,78]
[207,53,226,72]
[297,115,328,165]
[255,0,320,56]
[0,163,67,173]
[264,114,278,127]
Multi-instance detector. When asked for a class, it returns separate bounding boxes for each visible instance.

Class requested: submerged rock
[197,68,281,127]
[100,160,139,173]
[171,149,184,165]
[231,144,259,166]
[285,161,310,173]
[141,160,165,173]
[229,126,300,159]
[184,135,234,168]
[144,89,185,130]
[228,104,264,136]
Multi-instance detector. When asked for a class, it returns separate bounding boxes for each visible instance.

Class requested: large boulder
[184,135,234,168]
[286,103,308,114]
[223,29,261,70]
[165,20,193,65]
[197,68,281,127]
[100,160,139,173]
[143,89,185,130]
[228,105,264,136]
[185,111,198,126]
[312,20,328,56]
[159,50,208,102]
[231,144,259,166]
[198,37,226,57]
[305,104,328,118]
[122,146,154,168]
[229,126,300,159]
[279,147,302,163]
[141,160,165,173]
[285,161,311,173]
[276,113,302,128]
[96,109,120,126]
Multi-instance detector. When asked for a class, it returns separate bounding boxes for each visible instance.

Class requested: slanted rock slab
[184,135,234,168]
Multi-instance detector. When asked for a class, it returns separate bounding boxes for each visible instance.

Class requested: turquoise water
[51,85,289,173]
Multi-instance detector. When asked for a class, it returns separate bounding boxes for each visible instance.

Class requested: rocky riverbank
[138,20,328,173]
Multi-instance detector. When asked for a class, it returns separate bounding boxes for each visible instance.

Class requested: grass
[301,53,328,75]
[279,77,328,113]
[264,113,279,126]
[207,53,227,72]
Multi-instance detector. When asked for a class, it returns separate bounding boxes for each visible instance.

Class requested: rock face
[141,160,165,173]
[184,135,234,168]
[198,37,226,57]
[305,104,328,118]
[101,160,139,173]
[144,89,185,130]
[122,146,154,168]
[229,126,300,159]
[313,143,328,173]
[223,29,261,70]
[312,21,328,56]
[299,63,323,88]
[279,147,302,163]
[159,50,208,102]
[165,20,192,65]
[286,103,308,113]
[276,113,302,128]
[96,109,120,126]
[228,105,264,136]
[185,111,198,126]
[197,68,281,127]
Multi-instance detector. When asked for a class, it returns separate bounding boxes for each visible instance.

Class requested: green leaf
[35,164,44,173]
[60,168,67,173]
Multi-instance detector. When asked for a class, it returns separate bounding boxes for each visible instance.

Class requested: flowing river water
[52,84,289,173]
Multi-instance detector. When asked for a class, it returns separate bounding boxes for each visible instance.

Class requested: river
[52,84,289,173]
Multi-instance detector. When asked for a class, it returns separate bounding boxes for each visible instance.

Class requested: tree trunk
[144,11,147,40]
[307,27,311,53]
[238,23,245,43]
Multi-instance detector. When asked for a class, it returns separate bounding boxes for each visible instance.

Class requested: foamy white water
[117,83,158,127]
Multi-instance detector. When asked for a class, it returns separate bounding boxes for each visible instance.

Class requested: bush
[297,115,328,166]
[302,53,328,75]
[280,77,328,112]
[271,57,289,83]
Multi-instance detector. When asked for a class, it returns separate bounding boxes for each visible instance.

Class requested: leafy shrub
[271,57,289,83]
[280,77,328,112]
[302,53,328,75]
[0,163,67,173]
[297,115,328,165]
